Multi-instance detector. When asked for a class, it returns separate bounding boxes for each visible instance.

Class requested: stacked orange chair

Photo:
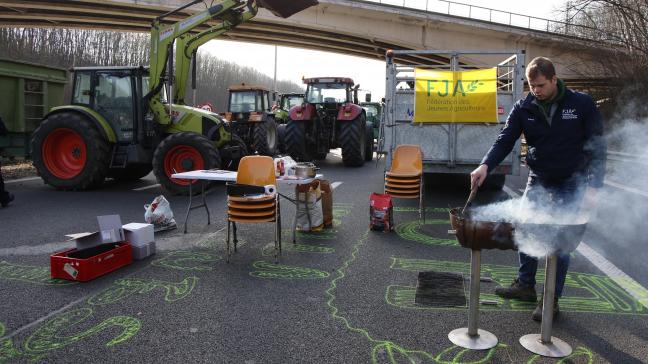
[226,156,281,263]
[384,144,424,222]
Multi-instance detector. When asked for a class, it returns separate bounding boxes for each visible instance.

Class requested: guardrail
[359,0,597,38]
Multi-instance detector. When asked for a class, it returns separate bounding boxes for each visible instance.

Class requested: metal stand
[519,254,572,358]
[448,249,498,350]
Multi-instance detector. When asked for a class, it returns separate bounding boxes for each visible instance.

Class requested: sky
[202,0,568,100]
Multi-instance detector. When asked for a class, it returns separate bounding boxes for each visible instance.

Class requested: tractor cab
[274,93,304,123]
[70,66,154,145]
[223,85,278,156]
[303,77,357,112]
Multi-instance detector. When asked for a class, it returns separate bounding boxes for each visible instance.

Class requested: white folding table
[171,170,323,241]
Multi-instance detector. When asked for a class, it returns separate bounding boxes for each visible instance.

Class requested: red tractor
[285,77,373,166]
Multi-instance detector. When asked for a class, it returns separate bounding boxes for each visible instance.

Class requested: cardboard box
[66,215,125,250]
[122,223,154,247]
[50,242,132,282]
[131,241,155,260]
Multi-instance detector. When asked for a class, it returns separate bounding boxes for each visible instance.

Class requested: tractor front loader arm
[174,1,258,105]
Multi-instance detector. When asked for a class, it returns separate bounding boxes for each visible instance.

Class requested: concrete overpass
[0,0,605,87]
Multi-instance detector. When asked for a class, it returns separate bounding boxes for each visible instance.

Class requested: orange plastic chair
[384,144,424,222]
[226,156,281,262]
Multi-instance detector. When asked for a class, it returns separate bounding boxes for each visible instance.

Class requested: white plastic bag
[144,195,176,226]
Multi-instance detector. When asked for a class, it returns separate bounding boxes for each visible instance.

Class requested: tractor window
[283,96,303,109]
[72,72,92,105]
[95,73,135,142]
[264,93,270,111]
[363,105,378,117]
[306,83,350,103]
[229,91,258,112]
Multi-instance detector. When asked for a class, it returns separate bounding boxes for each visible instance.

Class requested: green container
[0,58,67,158]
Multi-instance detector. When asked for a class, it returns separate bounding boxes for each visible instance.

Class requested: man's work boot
[494,278,537,301]
[0,193,13,208]
[532,296,559,322]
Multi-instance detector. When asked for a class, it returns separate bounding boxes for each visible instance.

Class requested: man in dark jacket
[0,116,14,207]
[470,57,606,321]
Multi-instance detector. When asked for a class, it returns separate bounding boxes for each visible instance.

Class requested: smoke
[468,111,648,260]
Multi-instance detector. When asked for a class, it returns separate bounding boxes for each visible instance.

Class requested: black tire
[221,134,249,171]
[339,114,366,167]
[277,123,287,154]
[253,118,278,156]
[108,164,153,182]
[152,132,221,195]
[364,124,374,162]
[285,120,312,161]
[31,111,110,190]
[315,151,328,160]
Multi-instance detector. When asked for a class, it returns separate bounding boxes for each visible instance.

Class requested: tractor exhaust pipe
[256,0,318,18]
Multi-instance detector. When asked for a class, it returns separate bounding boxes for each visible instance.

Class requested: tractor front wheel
[152,132,221,195]
[253,118,278,156]
[364,124,374,162]
[31,111,110,190]
[339,115,367,167]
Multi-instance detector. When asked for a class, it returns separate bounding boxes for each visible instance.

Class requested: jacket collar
[521,84,573,111]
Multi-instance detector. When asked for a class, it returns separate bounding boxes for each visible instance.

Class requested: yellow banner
[414,68,498,123]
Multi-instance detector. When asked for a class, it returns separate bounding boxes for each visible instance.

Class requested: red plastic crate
[50,242,133,282]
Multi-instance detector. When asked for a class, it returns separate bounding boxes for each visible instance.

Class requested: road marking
[133,184,161,191]
[331,181,343,189]
[5,176,41,184]
[502,184,648,309]
[604,180,648,198]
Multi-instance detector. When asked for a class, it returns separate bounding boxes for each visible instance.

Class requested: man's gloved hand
[470,164,489,190]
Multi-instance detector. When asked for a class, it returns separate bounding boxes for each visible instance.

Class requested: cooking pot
[292,162,318,178]
[449,208,587,254]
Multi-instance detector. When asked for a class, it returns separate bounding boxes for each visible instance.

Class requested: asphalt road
[1,154,647,363]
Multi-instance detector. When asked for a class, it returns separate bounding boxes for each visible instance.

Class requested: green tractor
[30,0,316,195]
[360,94,383,141]
[274,92,304,153]
[274,92,305,123]
[223,84,278,156]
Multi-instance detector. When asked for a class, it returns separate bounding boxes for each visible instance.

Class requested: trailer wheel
[152,132,221,195]
[31,111,110,190]
[108,164,152,182]
[285,120,311,161]
[253,118,278,156]
[339,115,366,167]
[364,124,374,162]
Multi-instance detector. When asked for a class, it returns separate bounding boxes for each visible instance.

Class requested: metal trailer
[0,58,67,158]
[380,50,525,188]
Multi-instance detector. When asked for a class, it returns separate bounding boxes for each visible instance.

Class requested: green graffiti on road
[88,277,198,305]
[152,251,220,271]
[0,261,76,286]
[249,261,329,279]
[262,243,334,256]
[395,220,458,247]
[0,322,22,363]
[23,308,140,354]
[390,258,648,315]
[394,207,449,213]
[526,346,594,363]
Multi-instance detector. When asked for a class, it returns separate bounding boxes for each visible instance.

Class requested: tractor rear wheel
[276,123,287,154]
[221,134,248,171]
[31,111,110,190]
[108,164,153,182]
[253,118,278,156]
[339,115,366,167]
[152,132,221,195]
[285,120,311,161]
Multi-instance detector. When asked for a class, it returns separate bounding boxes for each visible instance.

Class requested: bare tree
[564,0,648,121]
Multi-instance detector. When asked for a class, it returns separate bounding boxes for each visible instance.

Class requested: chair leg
[233,222,238,252]
[277,199,282,255]
[226,219,230,263]
[419,176,425,223]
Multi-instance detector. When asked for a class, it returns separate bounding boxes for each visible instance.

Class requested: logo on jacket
[562,109,578,120]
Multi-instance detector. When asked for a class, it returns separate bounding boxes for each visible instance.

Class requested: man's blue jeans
[517,173,586,298]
